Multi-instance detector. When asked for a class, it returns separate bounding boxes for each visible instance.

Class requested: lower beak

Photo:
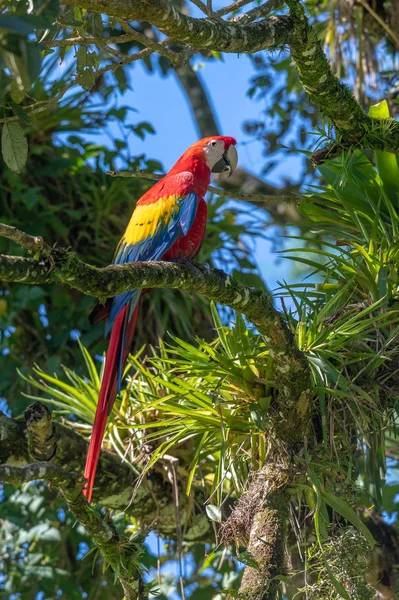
[211,144,238,177]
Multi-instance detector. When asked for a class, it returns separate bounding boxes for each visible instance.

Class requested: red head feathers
[169,136,238,184]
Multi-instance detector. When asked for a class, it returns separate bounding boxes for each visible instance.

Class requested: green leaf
[90,12,103,37]
[368,99,390,120]
[369,100,399,201]
[322,491,375,549]
[0,15,36,36]
[10,100,30,125]
[76,47,97,90]
[79,68,95,91]
[2,121,28,173]
[77,338,100,389]
[205,504,222,523]
[10,80,25,104]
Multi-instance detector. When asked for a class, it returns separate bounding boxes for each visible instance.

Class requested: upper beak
[211,144,238,177]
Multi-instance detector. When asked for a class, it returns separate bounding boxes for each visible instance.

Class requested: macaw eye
[211,141,217,147]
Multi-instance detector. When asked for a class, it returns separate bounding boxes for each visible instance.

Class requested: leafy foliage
[1,1,399,597]
[0,483,124,599]
[245,0,399,186]
[16,124,399,596]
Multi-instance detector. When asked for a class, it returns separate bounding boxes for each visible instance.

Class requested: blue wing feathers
[106,188,198,332]
[178,192,198,236]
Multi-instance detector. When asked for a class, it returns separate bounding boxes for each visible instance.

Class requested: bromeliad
[83,136,238,501]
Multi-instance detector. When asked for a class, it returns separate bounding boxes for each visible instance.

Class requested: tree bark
[223,459,293,600]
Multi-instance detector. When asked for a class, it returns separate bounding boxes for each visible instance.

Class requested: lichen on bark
[223,458,293,600]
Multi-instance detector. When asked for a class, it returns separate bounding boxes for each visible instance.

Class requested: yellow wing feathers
[123,195,180,246]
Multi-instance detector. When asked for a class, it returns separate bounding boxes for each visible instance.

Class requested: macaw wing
[106,172,198,330]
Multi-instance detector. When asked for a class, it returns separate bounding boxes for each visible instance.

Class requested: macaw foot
[170,257,206,277]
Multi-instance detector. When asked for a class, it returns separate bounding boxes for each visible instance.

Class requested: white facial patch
[203,139,226,170]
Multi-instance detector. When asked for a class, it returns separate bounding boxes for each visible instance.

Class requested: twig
[0,222,51,255]
[116,19,195,62]
[189,0,210,16]
[216,0,254,17]
[232,0,285,24]
[46,30,180,63]
[356,0,399,51]
[105,170,300,205]
[45,33,144,47]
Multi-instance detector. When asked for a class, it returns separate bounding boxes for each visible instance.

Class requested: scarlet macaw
[83,136,238,501]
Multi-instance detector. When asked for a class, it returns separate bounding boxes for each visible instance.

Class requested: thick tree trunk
[223,458,293,600]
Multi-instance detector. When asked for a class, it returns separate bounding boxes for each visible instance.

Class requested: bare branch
[216,0,254,17]
[106,169,300,206]
[188,0,211,17]
[0,222,51,255]
[232,0,285,24]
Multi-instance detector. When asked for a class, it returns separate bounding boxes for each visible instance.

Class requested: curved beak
[211,144,238,177]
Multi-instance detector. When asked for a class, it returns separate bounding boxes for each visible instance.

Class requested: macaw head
[173,136,238,178]
[201,136,238,177]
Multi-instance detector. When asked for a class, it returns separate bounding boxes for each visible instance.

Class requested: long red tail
[83,300,140,502]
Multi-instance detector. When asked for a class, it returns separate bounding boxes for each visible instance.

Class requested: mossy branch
[25,402,57,461]
[63,0,293,53]
[61,0,399,155]
[0,222,310,441]
[0,461,148,600]
[285,0,399,153]
[0,403,210,540]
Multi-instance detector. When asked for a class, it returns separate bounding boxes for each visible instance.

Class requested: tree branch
[216,0,254,17]
[232,0,284,24]
[0,461,147,600]
[106,169,300,207]
[63,0,294,53]
[0,461,81,490]
[0,223,310,441]
[0,222,51,255]
[61,0,399,155]
[0,405,211,539]
[222,457,293,600]
[286,0,399,153]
